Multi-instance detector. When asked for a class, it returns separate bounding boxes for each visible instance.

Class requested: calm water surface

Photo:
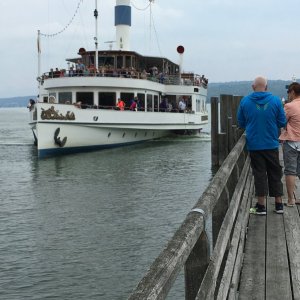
[0,108,212,299]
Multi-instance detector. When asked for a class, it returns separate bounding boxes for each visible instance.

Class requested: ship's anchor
[54,128,67,147]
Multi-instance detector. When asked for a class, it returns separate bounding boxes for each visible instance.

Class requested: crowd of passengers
[43,59,208,87]
[74,96,191,113]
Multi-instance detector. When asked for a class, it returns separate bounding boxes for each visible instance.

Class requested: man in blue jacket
[238,76,287,215]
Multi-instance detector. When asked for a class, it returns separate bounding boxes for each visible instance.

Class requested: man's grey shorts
[283,142,300,176]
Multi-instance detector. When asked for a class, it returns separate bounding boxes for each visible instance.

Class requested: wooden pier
[128,95,300,300]
[239,155,300,300]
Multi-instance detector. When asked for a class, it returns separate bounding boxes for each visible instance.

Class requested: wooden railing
[128,132,253,299]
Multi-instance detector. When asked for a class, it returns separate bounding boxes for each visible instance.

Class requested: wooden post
[220,95,231,133]
[218,133,228,165]
[185,231,210,300]
[227,117,233,152]
[232,96,242,126]
[211,97,219,166]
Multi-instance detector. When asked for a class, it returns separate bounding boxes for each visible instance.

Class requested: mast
[94,0,99,70]
[37,30,41,89]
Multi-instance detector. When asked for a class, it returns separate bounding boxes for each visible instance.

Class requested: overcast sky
[0,0,299,98]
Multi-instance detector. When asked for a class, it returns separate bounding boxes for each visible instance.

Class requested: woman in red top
[117,98,125,110]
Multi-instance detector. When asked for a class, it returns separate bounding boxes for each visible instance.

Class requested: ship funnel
[115,0,131,51]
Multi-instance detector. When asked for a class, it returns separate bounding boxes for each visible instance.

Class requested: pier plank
[238,197,265,300]
[266,198,292,299]
[284,206,300,299]
[216,175,253,300]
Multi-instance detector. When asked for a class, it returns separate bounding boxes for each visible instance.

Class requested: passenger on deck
[88,64,97,76]
[69,66,75,77]
[140,69,148,79]
[117,98,125,110]
[159,98,168,112]
[129,98,137,111]
[54,68,60,78]
[74,101,82,108]
[27,99,36,111]
[76,60,85,76]
[49,68,54,78]
[178,97,186,112]
[135,97,142,111]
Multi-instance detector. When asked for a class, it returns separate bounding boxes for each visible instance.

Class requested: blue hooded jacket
[237,92,286,150]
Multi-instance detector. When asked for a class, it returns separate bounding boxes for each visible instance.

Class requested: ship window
[147,94,153,112]
[125,56,131,68]
[120,92,134,108]
[59,92,72,104]
[117,56,123,69]
[154,95,159,111]
[137,93,145,111]
[98,92,116,108]
[99,56,114,67]
[76,92,93,107]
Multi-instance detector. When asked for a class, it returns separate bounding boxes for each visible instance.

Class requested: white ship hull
[29,102,207,157]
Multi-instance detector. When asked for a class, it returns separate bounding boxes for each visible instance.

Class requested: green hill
[0,96,35,108]
[207,80,292,101]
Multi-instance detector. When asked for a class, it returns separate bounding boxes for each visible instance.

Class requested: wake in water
[155,132,211,142]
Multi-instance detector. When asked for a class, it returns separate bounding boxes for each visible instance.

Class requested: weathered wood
[216,174,253,299]
[266,198,292,299]
[220,94,233,133]
[212,186,229,247]
[194,135,246,215]
[227,117,234,152]
[218,132,228,165]
[232,95,243,126]
[127,214,205,300]
[211,94,244,168]
[238,196,266,299]
[284,206,300,299]
[211,97,219,166]
[185,231,210,300]
[196,157,251,299]
[227,180,253,300]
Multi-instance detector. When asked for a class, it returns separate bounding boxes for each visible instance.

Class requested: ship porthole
[108,132,111,138]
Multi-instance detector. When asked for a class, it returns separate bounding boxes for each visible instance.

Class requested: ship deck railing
[40,71,208,88]
[35,102,208,115]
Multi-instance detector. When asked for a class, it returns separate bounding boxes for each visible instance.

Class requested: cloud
[0,0,299,97]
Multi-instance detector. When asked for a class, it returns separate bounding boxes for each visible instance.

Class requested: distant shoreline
[0,79,295,107]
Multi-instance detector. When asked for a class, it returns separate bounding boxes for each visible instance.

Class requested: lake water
[0,108,212,299]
